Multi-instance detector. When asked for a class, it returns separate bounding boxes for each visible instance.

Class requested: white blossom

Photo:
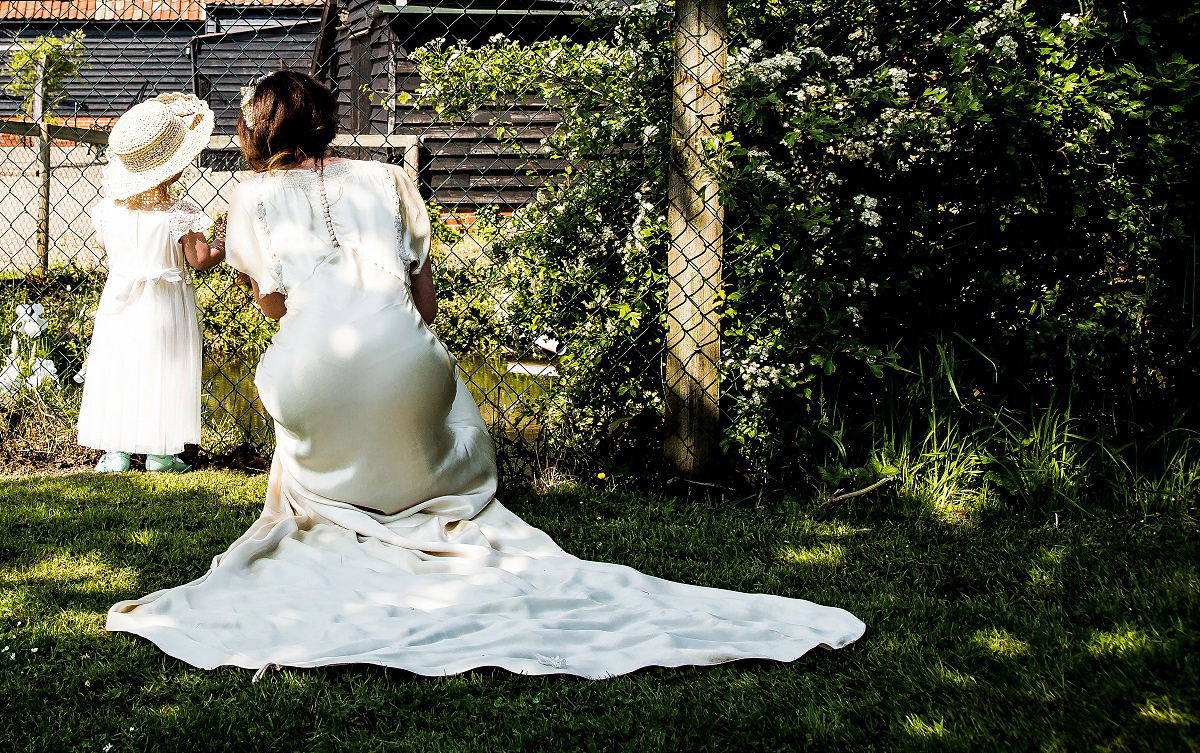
[26,358,58,390]
[994,35,1019,59]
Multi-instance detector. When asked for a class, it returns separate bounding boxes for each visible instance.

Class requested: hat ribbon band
[115,117,186,173]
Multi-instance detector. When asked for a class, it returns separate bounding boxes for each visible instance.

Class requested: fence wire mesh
[0,0,745,482]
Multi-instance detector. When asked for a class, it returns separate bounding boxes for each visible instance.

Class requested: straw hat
[102,93,214,200]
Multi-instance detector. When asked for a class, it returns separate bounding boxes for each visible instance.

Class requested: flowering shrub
[400,5,673,468]
[394,0,1198,486]
[718,0,1199,482]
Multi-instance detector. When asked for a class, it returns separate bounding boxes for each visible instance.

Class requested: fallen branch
[822,476,896,508]
[666,476,736,491]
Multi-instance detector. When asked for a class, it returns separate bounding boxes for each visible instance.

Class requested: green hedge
[398,0,1200,511]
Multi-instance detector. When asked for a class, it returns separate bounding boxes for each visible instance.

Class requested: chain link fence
[0,0,739,482]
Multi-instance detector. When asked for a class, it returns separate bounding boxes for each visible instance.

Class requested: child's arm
[181,214,226,272]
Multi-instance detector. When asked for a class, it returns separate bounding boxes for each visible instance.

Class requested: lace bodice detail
[256,162,420,268]
[92,197,214,247]
[224,160,431,298]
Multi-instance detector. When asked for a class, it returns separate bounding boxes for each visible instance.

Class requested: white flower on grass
[11,303,48,338]
[27,358,58,390]
[0,361,19,394]
[0,335,21,393]
[1061,13,1081,27]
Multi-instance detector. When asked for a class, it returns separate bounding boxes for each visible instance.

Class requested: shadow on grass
[0,474,1196,752]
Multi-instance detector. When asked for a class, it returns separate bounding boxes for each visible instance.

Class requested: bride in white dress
[106,71,865,678]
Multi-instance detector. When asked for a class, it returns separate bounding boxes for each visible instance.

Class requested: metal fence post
[664,0,726,479]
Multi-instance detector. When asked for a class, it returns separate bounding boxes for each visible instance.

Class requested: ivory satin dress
[106,160,866,678]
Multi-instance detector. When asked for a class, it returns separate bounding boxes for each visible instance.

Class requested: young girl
[77,93,225,473]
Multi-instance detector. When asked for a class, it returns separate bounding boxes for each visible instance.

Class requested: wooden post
[664,0,726,478]
[32,53,51,277]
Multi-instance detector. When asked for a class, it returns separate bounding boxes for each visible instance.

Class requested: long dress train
[106,160,865,678]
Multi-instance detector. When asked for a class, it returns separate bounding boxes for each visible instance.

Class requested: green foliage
[717,0,1199,484]
[0,265,103,387]
[0,268,102,465]
[2,30,87,117]
[862,346,1200,519]
[402,6,674,469]
[192,264,277,359]
[0,266,276,461]
[388,0,1198,499]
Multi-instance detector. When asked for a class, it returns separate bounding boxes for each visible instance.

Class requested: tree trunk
[33,53,51,277]
[664,0,727,479]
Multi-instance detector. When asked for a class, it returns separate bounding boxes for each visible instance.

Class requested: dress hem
[77,436,199,456]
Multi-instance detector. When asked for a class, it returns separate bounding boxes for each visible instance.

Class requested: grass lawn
[0,470,1196,752]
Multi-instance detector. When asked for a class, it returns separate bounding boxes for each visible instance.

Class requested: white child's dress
[77,198,212,455]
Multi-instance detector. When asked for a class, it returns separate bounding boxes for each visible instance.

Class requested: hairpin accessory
[239,74,271,131]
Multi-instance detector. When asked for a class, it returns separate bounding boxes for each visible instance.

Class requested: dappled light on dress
[105,160,865,677]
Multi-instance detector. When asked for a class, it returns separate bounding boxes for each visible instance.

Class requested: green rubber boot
[95,452,131,473]
[146,454,191,473]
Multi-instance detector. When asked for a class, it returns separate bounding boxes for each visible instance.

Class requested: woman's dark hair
[238,71,337,172]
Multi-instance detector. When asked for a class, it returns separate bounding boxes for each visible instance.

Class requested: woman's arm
[411,262,436,325]
[241,274,287,320]
[383,163,436,325]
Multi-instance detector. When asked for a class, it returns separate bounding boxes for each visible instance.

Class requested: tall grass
[811,338,1200,520]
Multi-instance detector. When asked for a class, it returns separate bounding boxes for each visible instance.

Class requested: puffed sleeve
[390,163,431,275]
[89,198,112,241]
[225,179,284,295]
[167,198,215,246]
